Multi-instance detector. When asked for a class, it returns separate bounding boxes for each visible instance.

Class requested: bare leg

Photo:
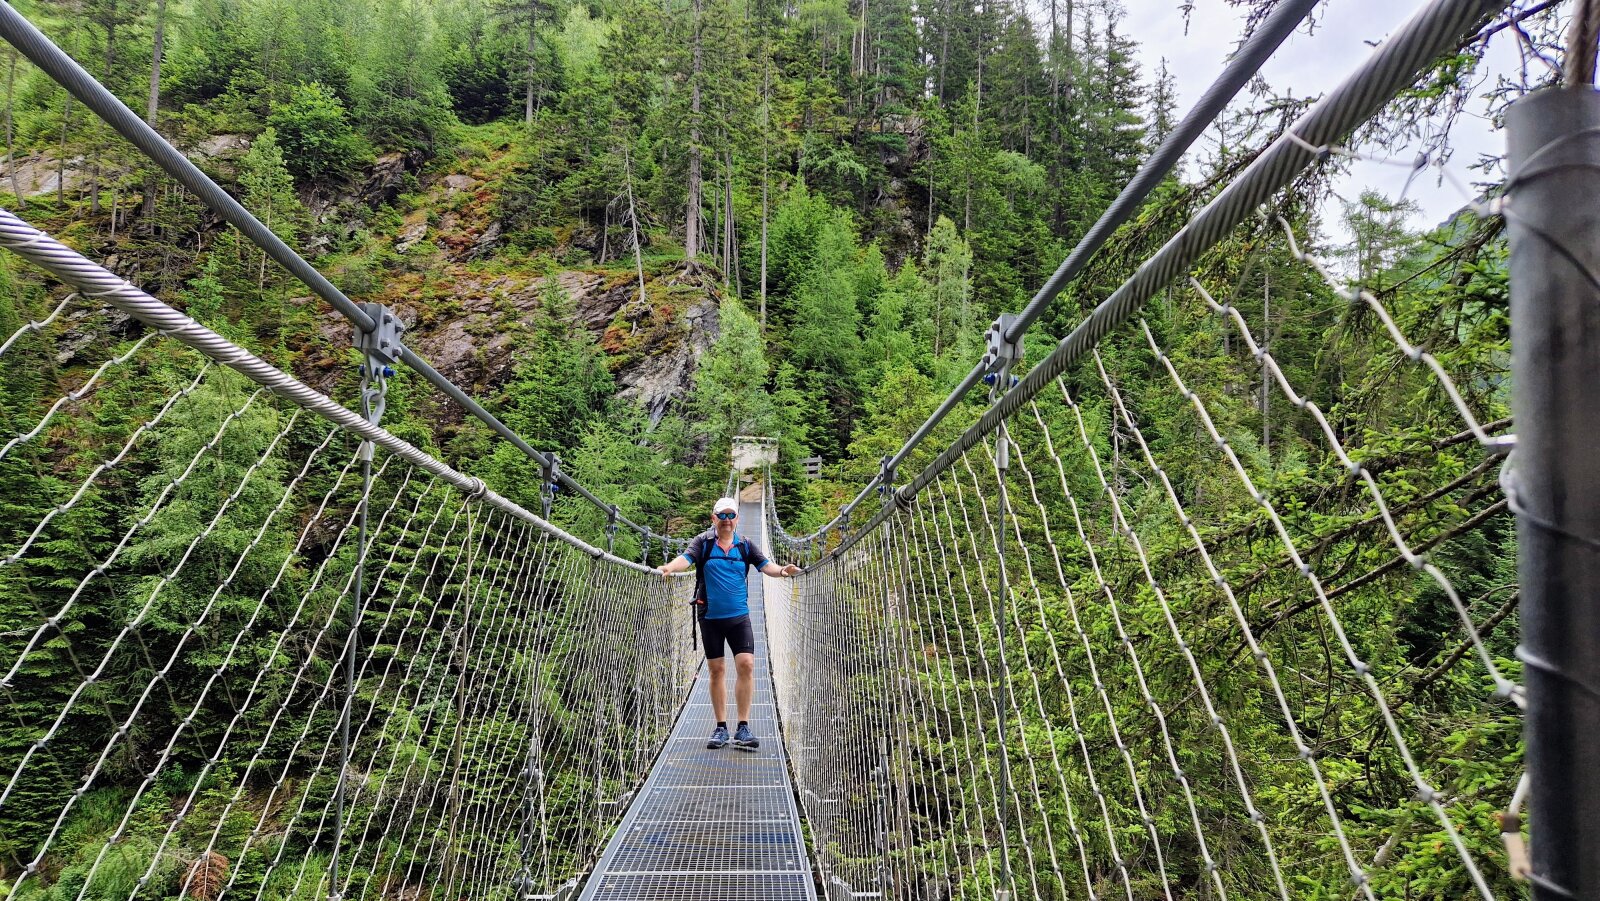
[734,652,755,724]
[707,656,728,724]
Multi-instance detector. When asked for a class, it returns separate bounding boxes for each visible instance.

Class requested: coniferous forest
[0,0,1559,895]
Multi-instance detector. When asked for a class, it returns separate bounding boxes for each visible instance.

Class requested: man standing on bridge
[658,497,800,750]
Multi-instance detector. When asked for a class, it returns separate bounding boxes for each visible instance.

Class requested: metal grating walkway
[578,499,817,901]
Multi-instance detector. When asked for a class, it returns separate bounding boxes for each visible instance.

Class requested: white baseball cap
[713,497,739,515]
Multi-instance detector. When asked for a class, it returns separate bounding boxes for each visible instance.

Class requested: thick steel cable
[813,0,1513,559]
[0,207,669,573]
[0,7,672,548]
[777,0,1324,542]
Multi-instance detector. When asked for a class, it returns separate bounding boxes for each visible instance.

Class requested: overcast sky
[1104,0,1539,234]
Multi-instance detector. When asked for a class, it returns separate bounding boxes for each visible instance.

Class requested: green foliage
[267,83,369,184]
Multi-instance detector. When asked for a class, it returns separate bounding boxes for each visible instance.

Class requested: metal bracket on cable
[355,302,402,456]
[877,456,897,507]
[541,454,560,519]
[981,312,1024,393]
[604,504,619,554]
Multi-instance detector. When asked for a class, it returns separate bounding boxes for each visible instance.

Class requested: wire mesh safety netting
[767,190,1522,901]
[0,282,698,901]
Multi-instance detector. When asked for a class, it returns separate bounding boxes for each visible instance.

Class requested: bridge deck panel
[578,500,816,901]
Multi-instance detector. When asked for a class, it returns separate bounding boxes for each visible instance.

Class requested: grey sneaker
[706,725,729,749]
[733,723,759,751]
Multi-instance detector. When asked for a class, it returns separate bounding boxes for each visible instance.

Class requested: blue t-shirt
[679,533,768,620]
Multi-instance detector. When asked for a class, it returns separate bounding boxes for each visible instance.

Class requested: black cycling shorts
[700,614,755,659]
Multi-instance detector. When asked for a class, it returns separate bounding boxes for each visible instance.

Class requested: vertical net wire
[775,199,1521,897]
[0,305,698,901]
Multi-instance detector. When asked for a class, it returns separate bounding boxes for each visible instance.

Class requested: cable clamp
[464,477,489,502]
[877,456,896,501]
[541,454,560,518]
[355,304,400,432]
[981,313,1025,396]
[355,302,406,364]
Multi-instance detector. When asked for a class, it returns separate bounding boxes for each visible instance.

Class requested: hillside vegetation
[0,0,1543,895]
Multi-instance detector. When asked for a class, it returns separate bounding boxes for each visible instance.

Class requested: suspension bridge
[1,0,1597,897]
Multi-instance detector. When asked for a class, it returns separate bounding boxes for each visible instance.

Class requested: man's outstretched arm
[760,562,801,577]
[658,555,692,579]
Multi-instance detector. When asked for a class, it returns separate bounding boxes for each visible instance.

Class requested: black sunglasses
[715,511,738,520]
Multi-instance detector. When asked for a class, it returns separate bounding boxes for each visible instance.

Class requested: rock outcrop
[312,262,721,426]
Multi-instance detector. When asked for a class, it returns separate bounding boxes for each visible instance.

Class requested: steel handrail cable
[0,2,673,549]
[808,0,1513,560]
[0,206,668,574]
[776,0,1323,543]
